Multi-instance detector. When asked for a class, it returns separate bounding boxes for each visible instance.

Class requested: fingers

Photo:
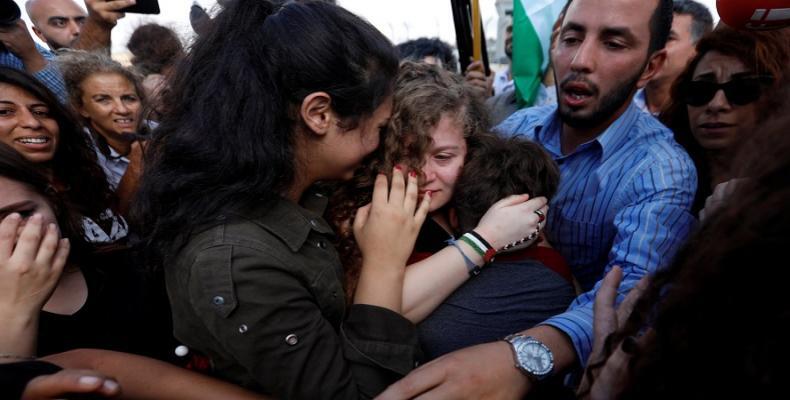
[413,190,431,228]
[0,213,21,259]
[491,193,531,209]
[34,224,60,269]
[100,0,136,12]
[353,204,372,237]
[22,369,121,400]
[596,266,623,314]
[403,170,419,215]
[616,275,649,325]
[10,214,44,264]
[465,60,484,74]
[371,173,389,207]
[50,239,71,276]
[389,166,406,206]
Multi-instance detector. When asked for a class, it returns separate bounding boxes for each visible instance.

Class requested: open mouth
[114,118,135,125]
[561,82,595,107]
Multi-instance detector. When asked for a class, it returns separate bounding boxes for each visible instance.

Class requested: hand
[376,341,530,400]
[699,178,742,221]
[354,167,431,270]
[0,20,46,72]
[22,369,121,400]
[464,60,494,98]
[84,0,137,27]
[578,266,649,399]
[0,213,70,317]
[473,194,548,250]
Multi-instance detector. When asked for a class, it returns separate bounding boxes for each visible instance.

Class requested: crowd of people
[1,0,789,399]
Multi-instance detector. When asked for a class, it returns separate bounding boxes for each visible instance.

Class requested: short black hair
[672,0,714,43]
[396,37,459,73]
[454,135,559,233]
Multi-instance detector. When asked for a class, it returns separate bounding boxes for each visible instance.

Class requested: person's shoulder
[496,104,556,136]
[629,112,693,166]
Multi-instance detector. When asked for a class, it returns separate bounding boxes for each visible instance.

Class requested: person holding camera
[0,0,66,102]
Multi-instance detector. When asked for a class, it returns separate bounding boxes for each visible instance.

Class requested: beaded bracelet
[447,238,483,277]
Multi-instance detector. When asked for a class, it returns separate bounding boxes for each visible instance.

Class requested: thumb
[353,203,372,236]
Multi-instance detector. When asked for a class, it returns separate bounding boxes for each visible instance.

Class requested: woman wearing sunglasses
[662,26,790,217]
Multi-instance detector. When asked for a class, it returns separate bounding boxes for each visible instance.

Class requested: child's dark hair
[454,135,559,233]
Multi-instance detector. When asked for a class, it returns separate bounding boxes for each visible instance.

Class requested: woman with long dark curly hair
[580,71,790,399]
[132,1,432,398]
[0,67,124,243]
[660,26,790,217]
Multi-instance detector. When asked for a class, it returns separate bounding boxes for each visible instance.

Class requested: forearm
[43,349,267,400]
[0,312,38,361]
[519,325,578,374]
[354,262,404,313]
[401,242,482,323]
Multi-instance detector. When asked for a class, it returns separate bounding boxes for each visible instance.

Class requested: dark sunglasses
[684,75,774,107]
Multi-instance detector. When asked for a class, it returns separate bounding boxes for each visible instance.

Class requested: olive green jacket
[165,192,422,399]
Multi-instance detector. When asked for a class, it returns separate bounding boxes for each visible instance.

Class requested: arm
[376,153,697,399]
[115,141,144,216]
[0,22,68,103]
[401,195,548,322]
[542,153,696,365]
[0,215,69,361]
[74,0,136,52]
[43,349,266,400]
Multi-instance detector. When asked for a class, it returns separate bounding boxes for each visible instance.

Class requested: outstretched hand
[578,266,650,400]
[84,0,136,27]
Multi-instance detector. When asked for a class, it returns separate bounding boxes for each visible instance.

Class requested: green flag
[512,0,566,107]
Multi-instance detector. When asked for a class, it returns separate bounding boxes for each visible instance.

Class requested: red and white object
[717,0,790,30]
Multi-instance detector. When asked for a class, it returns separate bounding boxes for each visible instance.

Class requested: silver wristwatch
[504,334,554,380]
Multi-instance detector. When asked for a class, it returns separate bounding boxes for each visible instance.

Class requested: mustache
[560,73,599,95]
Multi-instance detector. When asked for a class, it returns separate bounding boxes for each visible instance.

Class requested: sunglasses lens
[685,81,717,106]
[724,79,763,106]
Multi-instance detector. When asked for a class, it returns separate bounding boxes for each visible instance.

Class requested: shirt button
[309,219,319,228]
[285,334,299,346]
[414,361,421,367]
[238,324,248,334]
[217,214,226,221]
[212,296,225,306]
[316,241,326,249]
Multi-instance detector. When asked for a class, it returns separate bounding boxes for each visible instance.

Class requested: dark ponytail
[132,0,398,266]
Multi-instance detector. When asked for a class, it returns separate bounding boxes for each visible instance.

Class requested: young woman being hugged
[133,1,429,398]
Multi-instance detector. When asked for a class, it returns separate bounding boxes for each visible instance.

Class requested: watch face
[516,340,553,376]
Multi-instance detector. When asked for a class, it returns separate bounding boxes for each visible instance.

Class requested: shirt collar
[534,102,640,162]
[251,188,334,252]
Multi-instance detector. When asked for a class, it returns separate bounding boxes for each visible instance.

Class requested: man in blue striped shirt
[379,0,697,398]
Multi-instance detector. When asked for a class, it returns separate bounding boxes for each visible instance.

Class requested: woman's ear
[300,92,333,136]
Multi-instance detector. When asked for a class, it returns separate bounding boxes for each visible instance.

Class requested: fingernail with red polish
[409,170,417,178]
[394,165,402,171]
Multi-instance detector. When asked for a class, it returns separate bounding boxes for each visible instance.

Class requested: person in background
[59,51,147,213]
[661,26,790,217]
[634,0,713,116]
[396,37,459,73]
[580,73,790,400]
[25,0,87,50]
[126,23,184,121]
[0,67,124,243]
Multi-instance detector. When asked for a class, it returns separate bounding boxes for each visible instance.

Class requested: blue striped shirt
[1,44,67,103]
[497,103,697,365]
